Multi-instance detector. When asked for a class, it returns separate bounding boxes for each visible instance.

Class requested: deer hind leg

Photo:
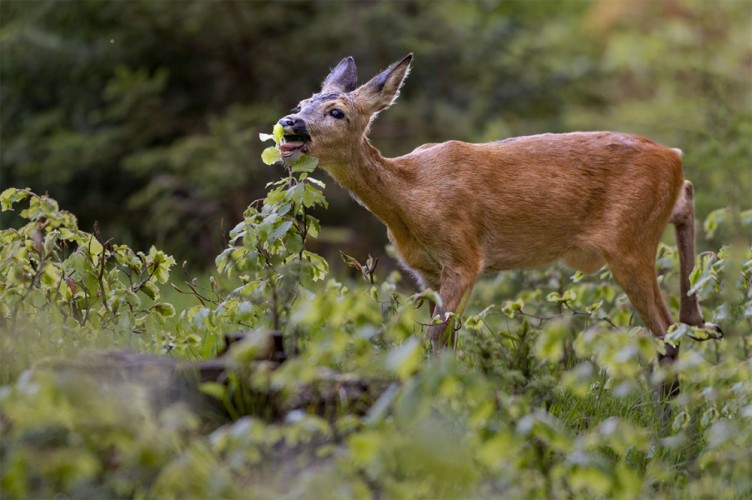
[605,253,680,398]
[606,254,674,336]
[670,180,723,337]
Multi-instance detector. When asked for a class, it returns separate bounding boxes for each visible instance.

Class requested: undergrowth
[1,129,751,499]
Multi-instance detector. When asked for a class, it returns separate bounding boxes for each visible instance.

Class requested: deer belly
[480,234,575,272]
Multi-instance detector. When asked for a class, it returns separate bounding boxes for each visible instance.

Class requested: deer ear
[322,57,358,93]
[355,53,412,113]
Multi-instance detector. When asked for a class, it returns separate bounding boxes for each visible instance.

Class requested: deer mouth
[280,134,311,162]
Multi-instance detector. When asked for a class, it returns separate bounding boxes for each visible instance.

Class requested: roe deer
[277,54,721,394]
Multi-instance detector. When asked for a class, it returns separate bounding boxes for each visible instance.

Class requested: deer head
[277,54,412,170]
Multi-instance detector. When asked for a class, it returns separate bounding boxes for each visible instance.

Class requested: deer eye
[290,106,301,113]
[329,109,345,119]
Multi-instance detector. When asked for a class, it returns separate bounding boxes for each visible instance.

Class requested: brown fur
[278,54,720,368]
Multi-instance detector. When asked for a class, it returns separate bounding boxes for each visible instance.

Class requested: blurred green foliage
[2,0,749,267]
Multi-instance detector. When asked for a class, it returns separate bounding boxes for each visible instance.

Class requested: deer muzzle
[277,116,311,163]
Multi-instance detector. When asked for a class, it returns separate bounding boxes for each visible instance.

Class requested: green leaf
[307,177,326,189]
[688,274,715,298]
[586,300,603,316]
[502,298,524,317]
[242,228,257,249]
[261,147,281,165]
[287,232,304,254]
[1,188,30,211]
[306,216,320,238]
[464,315,483,330]
[215,247,233,273]
[302,251,329,281]
[409,289,442,309]
[703,207,728,239]
[147,246,176,283]
[701,407,719,428]
[229,220,247,240]
[258,213,279,238]
[273,123,285,144]
[154,302,176,317]
[672,411,691,433]
[183,334,202,346]
[285,183,305,206]
[140,281,160,300]
[665,323,688,346]
[269,220,293,243]
[291,155,318,173]
[547,289,577,303]
[302,183,327,208]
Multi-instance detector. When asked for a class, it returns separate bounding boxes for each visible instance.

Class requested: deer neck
[321,137,408,229]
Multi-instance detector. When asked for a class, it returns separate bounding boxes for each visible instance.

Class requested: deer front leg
[427,266,478,350]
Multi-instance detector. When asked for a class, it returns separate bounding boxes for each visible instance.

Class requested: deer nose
[278,116,309,136]
[278,116,302,128]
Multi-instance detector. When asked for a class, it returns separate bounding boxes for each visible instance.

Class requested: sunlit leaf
[261,146,281,165]
[291,155,318,173]
[154,302,175,317]
[273,123,284,144]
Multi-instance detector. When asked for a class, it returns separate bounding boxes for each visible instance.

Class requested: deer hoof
[705,322,723,338]
[692,322,723,341]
